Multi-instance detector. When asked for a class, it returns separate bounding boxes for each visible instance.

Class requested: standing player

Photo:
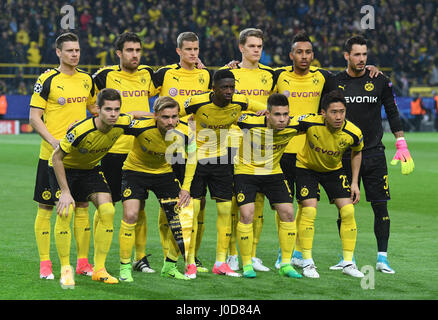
[93,32,156,274]
[274,32,335,270]
[294,90,364,278]
[330,36,414,274]
[234,93,302,279]
[29,32,96,280]
[118,96,197,282]
[181,69,266,278]
[152,32,213,275]
[222,28,278,272]
[49,88,143,288]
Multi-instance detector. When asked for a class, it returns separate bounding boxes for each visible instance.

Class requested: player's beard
[122,60,139,72]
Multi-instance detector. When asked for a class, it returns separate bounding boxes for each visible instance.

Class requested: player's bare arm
[29,107,59,150]
[51,146,75,216]
[350,149,362,204]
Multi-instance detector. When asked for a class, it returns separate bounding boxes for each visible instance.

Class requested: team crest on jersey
[237,193,245,203]
[141,77,147,85]
[261,75,267,85]
[339,138,348,149]
[364,82,374,91]
[300,187,309,197]
[312,77,319,85]
[83,80,90,90]
[199,74,205,84]
[34,82,43,94]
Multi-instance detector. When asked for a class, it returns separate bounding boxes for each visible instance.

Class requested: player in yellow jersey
[273,31,380,271]
[222,28,278,272]
[118,96,197,281]
[294,90,364,278]
[48,88,146,288]
[151,32,213,275]
[93,32,156,274]
[29,33,96,280]
[181,69,266,278]
[234,93,302,279]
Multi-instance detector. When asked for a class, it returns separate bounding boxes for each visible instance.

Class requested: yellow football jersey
[181,92,265,160]
[152,63,213,108]
[93,64,155,154]
[122,118,195,174]
[276,66,334,154]
[30,68,96,160]
[296,114,363,172]
[234,113,300,175]
[50,113,134,170]
[220,64,275,148]
[221,63,277,104]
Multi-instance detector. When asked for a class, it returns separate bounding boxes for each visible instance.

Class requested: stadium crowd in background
[1,0,438,95]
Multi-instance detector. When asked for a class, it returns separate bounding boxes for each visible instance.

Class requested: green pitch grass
[0,133,437,301]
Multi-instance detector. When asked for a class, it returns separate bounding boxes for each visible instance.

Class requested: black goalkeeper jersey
[333,69,403,157]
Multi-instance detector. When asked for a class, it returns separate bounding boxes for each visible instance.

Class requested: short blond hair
[153,96,180,113]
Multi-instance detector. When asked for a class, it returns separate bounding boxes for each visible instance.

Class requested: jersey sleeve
[151,67,170,96]
[246,97,266,112]
[381,76,403,133]
[30,73,54,109]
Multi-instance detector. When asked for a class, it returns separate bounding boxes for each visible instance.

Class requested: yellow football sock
[252,193,264,257]
[187,198,201,265]
[93,202,115,271]
[195,204,206,257]
[236,221,253,266]
[73,206,91,260]
[54,205,74,267]
[294,203,303,253]
[228,196,239,256]
[278,220,297,264]
[119,220,136,264]
[298,206,317,260]
[93,209,99,240]
[215,201,232,262]
[34,207,52,261]
[158,206,169,259]
[134,209,147,261]
[339,204,357,262]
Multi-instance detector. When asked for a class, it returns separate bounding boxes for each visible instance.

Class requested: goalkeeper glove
[390,137,414,175]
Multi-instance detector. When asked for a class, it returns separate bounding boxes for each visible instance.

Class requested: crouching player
[49,88,146,289]
[234,93,302,279]
[294,90,364,278]
[118,96,197,282]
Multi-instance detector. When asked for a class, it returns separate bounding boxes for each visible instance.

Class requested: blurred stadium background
[1,0,438,133]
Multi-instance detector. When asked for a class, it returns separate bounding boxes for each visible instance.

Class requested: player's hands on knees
[390,138,415,175]
[350,183,360,204]
[178,189,191,208]
[57,191,75,217]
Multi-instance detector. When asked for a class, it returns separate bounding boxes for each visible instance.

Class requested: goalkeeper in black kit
[330,35,414,274]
